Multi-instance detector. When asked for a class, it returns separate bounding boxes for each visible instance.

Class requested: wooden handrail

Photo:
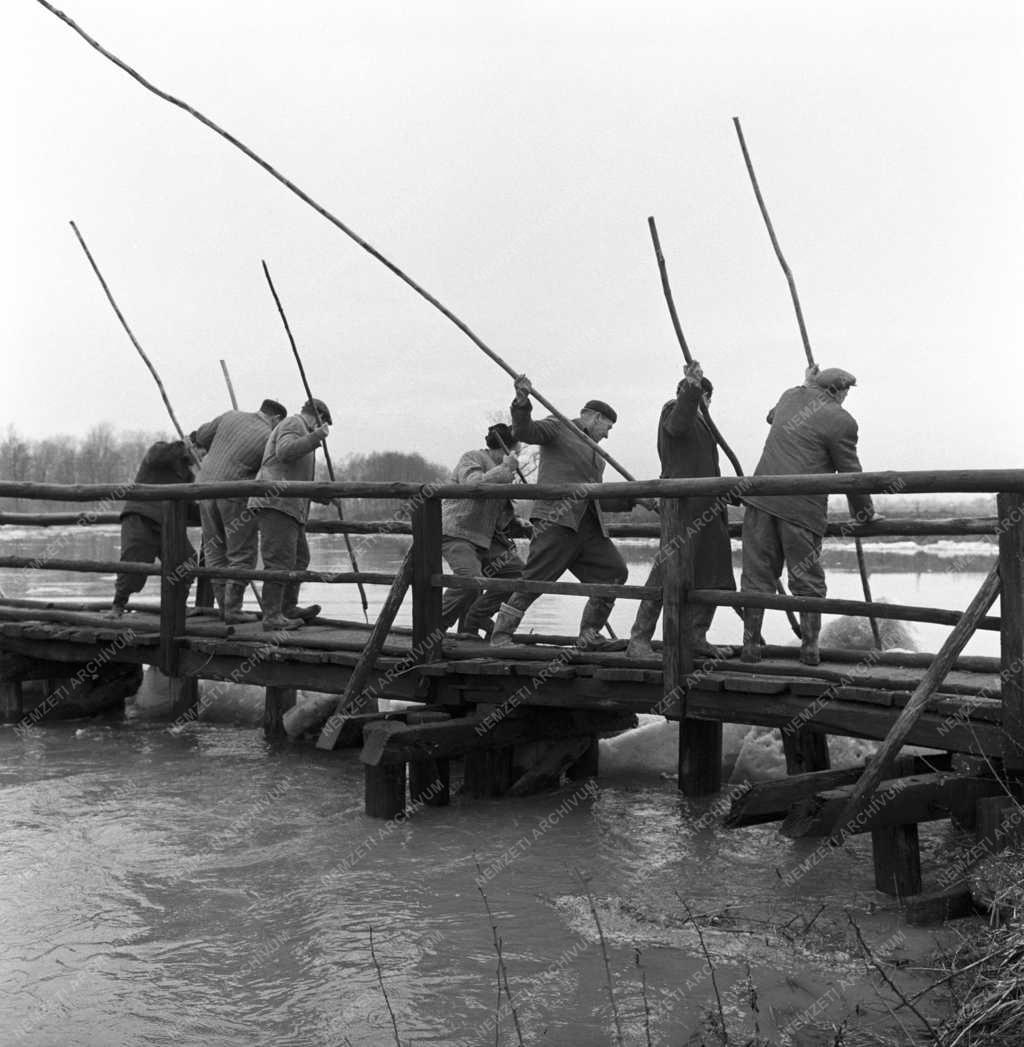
[0,469,1022,503]
[0,510,1005,538]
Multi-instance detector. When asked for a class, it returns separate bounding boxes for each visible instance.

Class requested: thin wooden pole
[70,221,190,449]
[732,117,880,642]
[828,562,1001,847]
[260,260,370,621]
[37,2,637,481]
[646,216,744,478]
[219,359,239,409]
[647,214,799,638]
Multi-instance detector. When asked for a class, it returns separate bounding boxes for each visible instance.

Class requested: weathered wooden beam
[0,556,160,575]
[435,574,658,601]
[361,709,636,766]
[263,685,297,738]
[316,548,414,750]
[407,709,452,807]
[411,499,443,663]
[781,773,1006,838]
[365,763,406,819]
[159,499,191,676]
[726,753,954,828]
[997,492,1024,772]
[4,468,1023,504]
[828,564,1001,843]
[689,589,1001,632]
[872,824,922,896]
[781,728,830,775]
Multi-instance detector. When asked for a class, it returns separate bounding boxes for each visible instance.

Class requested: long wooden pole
[219,359,239,409]
[827,563,1001,846]
[646,216,744,478]
[70,221,190,451]
[37,1,637,481]
[647,215,799,637]
[732,117,880,645]
[260,260,369,621]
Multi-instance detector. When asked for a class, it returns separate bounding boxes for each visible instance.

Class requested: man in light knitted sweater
[248,399,332,632]
[439,423,530,638]
[191,398,286,622]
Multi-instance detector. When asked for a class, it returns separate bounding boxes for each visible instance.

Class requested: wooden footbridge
[1,470,1022,911]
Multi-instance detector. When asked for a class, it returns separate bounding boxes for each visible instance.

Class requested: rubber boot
[284,604,322,623]
[261,581,302,632]
[691,604,734,660]
[577,597,615,649]
[211,581,226,614]
[799,611,821,666]
[741,608,764,663]
[626,598,662,659]
[223,581,255,625]
[462,612,495,640]
[489,602,523,647]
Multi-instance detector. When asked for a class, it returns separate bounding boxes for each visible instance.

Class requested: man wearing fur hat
[627,360,737,659]
[490,376,645,647]
[190,398,287,623]
[248,398,332,632]
[439,422,531,638]
[740,366,875,665]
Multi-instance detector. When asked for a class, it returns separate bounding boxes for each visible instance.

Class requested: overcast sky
[5,1,1022,480]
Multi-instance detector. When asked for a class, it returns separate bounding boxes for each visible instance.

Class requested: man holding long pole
[740,366,875,665]
[248,398,332,632]
[490,376,643,648]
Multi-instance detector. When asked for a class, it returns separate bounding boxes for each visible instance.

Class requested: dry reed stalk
[473,857,525,1047]
[575,868,624,1047]
[679,896,728,1044]
[368,926,403,1047]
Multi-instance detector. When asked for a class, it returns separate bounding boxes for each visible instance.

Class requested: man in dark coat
[490,375,648,647]
[627,361,737,658]
[740,366,876,665]
[440,423,530,638]
[190,398,287,623]
[107,440,198,616]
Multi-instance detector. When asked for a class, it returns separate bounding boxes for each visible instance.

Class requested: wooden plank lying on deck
[725,753,955,828]
[781,772,1006,838]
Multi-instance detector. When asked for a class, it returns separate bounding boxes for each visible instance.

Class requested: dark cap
[302,398,333,425]
[485,423,514,450]
[259,398,287,419]
[582,399,617,423]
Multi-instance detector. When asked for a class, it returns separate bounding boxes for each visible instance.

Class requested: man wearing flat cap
[627,360,737,659]
[740,365,875,665]
[248,398,332,631]
[190,398,288,623]
[489,376,642,647]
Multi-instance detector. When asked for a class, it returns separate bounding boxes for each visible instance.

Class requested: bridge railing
[0,470,1021,774]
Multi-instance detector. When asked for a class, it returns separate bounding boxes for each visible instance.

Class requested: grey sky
[5,1,1021,480]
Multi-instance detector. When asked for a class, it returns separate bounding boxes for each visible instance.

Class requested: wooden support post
[975,795,1024,853]
[781,727,830,775]
[464,746,514,797]
[159,499,192,677]
[567,738,600,781]
[872,824,922,897]
[365,763,407,819]
[407,709,451,807]
[662,495,721,795]
[411,496,444,664]
[264,685,296,739]
[1,679,24,721]
[166,676,199,720]
[997,492,1024,772]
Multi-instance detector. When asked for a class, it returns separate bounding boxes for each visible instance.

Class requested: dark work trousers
[113,512,196,608]
[740,505,826,597]
[505,506,628,616]
[256,507,310,614]
[440,536,526,630]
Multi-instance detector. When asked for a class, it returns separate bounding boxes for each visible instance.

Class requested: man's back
[195,410,274,483]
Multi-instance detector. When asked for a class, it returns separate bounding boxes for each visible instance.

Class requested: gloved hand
[513,374,532,404]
